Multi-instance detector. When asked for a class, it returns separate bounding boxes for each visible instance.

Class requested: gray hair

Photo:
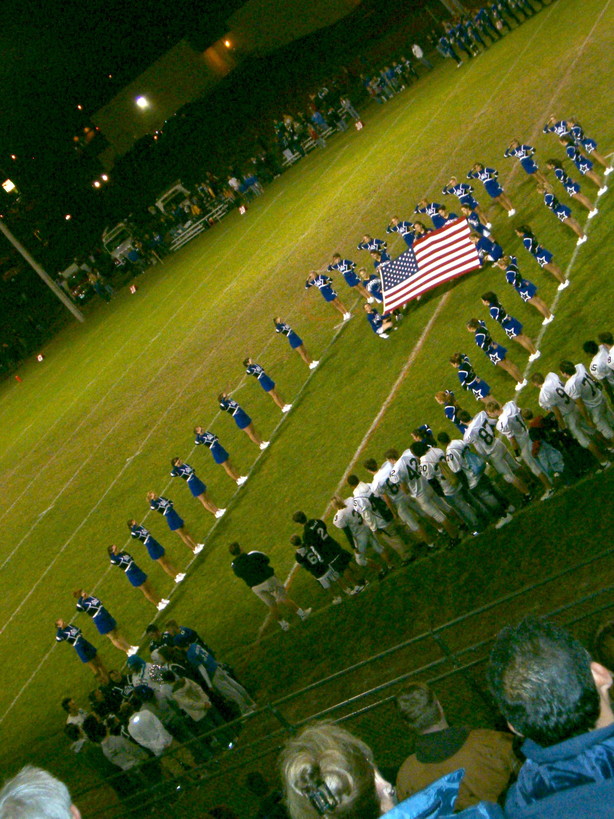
[0,766,77,819]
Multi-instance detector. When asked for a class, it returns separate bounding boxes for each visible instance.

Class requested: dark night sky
[0,0,245,158]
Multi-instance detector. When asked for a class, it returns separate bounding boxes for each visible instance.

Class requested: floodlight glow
[2,179,16,193]
[101,174,108,181]
[10,154,16,160]
[65,214,72,221]
[224,40,231,47]
[136,96,150,109]
[93,180,101,188]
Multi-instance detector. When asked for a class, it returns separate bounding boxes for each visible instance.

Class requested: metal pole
[0,219,85,323]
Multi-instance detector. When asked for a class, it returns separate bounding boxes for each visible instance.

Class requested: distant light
[77,104,83,111]
[2,179,16,193]
[65,214,72,221]
[10,154,16,160]
[108,74,113,79]
[101,174,108,182]
[136,96,149,109]
[36,353,45,362]
[238,205,247,215]
[224,40,231,47]
[93,180,101,188]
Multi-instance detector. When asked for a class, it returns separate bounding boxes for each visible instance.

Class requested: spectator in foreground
[0,765,81,818]
[279,721,502,818]
[394,682,518,809]
[593,620,614,671]
[488,617,614,816]
[245,770,290,818]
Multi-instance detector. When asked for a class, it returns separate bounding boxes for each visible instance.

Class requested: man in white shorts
[460,410,532,502]
[485,400,554,500]
[584,335,614,404]
[531,371,610,467]
[560,360,614,442]
[229,542,311,631]
[385,447,460,546]
[347,474,413,562]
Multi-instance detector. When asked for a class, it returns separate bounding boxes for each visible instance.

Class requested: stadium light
[2,179,16,193]
[224,40,231,48]
[93,180,101,188]
[101,174,108,181]
[136,96,150,109]
[64,214,72,221]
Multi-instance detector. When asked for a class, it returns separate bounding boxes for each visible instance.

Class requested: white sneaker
[507,208,516,217]
[528,351,541,362]
[279,620,290,631]
[605,167,613,176]
[127,646,140,657]
[193,543,204,554]
[540,488,555,501]
[367,297,375,304]
[332,596,343,605]
[157,599,170,611]
[598,186,608,197]
[236,476,248,486]
[495,512,514,528]
[282,404,292,413]
[215,508,226,518]
[557,279,570,291]
[588,208,598,219]
[542,314,555,325]
[576,235,587,246]
[309,360,319,370]
[259,441,270,450]
[485,222,492,229]
[298,607,312,621]
[174,572,186,583]
[515,378,527,392]
[342,312,352,321]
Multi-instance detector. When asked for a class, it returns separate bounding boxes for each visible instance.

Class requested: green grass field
[1,0,613,799]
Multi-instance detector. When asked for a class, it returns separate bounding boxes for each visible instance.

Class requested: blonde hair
[280,722,380,818]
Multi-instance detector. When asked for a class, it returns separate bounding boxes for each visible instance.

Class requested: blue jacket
[385,770,504,818]
[504,723,614,818]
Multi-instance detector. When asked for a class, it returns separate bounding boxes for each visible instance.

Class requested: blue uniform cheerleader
[73,591,137,655]
[471,234,503,265]
[467,163,515,216]
[460,206,492,238]
[244,358,292,413]
[194,428,248,486]
[537,185,586,244]
[442,178,486,218]
[545,159,598,217]
[274,317,318,370]
[357,235,388,257]
[170,458,226,519]
[55,619,109,682]
[218,392,269,450]
[562,139,607,193]
[107,545,170,610]
[386,218,415,248]
[466,318,526,389]
[415,200,446,230]
[567,120,612,173]
[513,225,567,287]
[128,519,184,581]
[480,291,540,359]
[146,492,204,554]
[364,303,394,338]
[449,353,492,403]
[328,255,373,302]
[305,272,351,320]
[504,141,547,184]
[495,255,554,325]
[435,389,468,433]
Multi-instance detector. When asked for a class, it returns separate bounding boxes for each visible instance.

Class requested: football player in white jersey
[346,475,412,561]
[385,448,460,545]
[460,410,532,500]
[530,372,610,467]
[331,496,394,575]
[560,361,614,441]
[485,400,554,499]
[583,337,614,405]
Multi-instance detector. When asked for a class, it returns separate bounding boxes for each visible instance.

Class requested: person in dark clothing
[292,512,367,592]
[229,542,311,631]
[245,771,290,818]
[488,617,614,818]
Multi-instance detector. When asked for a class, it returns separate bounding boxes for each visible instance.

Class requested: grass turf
[0,0,613,795]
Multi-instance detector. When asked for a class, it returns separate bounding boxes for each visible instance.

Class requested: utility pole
[0,218,84,323]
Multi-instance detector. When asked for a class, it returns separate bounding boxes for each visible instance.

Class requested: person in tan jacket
[395,682,520,810]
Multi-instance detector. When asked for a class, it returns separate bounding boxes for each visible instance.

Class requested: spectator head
[487,617,613,747]
[229,542,242,556]
[597,332,613,346]
[347,475,359,488]
[0,765,81,819]
[63,724,81,743]
[559,360,577,377]
[280,721,393,819]
[293,511,308,524]
[582,341,599,356]
[593,620,614,672]
[395,683,445,733]
[81,715,106,744]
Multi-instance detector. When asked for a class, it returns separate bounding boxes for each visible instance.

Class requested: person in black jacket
[229,542,311,631]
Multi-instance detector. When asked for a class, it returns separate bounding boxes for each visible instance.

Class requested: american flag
[380,218,480,313]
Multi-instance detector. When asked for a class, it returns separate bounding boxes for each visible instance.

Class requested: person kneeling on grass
[365,303,395,338]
